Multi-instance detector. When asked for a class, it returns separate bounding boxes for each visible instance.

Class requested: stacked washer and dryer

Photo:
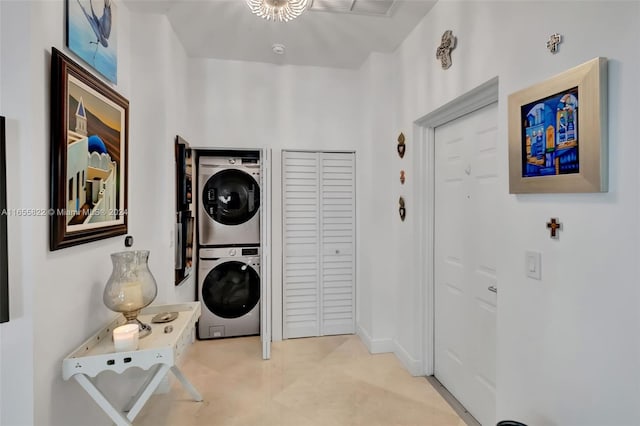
[197,154,261,339]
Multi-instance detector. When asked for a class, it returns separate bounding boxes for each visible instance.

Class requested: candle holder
[103,250,158,338]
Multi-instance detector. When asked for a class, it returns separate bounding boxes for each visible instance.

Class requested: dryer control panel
[199,247,261,260]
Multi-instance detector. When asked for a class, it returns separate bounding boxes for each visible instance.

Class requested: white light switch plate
[526,250,542,280]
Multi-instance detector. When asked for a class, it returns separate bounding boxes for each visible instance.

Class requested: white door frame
[261,148,272,359]
[414,77,499,375]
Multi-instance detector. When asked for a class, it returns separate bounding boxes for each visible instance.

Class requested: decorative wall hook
[397,133,406,158]
[399,197,406,221]
[436,30,457,69]
[546,33,562,54]
[400,170,406,184]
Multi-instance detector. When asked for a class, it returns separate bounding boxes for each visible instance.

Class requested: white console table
[62,302,203,426]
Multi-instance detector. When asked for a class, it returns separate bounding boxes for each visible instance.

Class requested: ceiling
[123,0,438,69]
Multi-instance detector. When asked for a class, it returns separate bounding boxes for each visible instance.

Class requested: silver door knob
[488,285,497,293]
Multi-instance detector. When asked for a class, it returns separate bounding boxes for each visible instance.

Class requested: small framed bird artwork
[67,0,117,83]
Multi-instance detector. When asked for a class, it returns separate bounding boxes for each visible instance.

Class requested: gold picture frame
[508,57,608,193]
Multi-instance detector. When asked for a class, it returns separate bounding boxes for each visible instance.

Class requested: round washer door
[202,169,260,225]
[201,261,260,319]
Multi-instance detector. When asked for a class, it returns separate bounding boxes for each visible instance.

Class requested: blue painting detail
[88,135,108,154]
[521,87,578,177]
[67,0,117,83]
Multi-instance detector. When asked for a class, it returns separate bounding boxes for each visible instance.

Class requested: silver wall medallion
[436,30,457,69]
[546,33,562,54]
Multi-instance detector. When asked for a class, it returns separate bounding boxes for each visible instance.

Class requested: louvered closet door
[283,151,355,338]
[283,152,321,338]
[320,153,355,335]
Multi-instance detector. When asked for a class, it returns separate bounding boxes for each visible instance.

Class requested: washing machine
[198,155,260,247]
[198,246,260,339]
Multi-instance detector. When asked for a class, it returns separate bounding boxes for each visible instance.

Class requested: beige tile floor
[136,335,465,426]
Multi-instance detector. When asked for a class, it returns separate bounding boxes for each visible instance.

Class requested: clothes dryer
[198,155,260,246]
[198,246,260,339]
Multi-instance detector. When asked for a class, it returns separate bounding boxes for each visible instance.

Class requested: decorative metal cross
[546,33,562,54]
[546,218,562,239]
[436,30,457,69]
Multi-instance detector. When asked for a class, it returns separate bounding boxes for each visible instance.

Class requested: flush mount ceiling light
[246,0,310,22]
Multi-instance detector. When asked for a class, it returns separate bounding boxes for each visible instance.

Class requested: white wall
[356,52,397,353]
[186,58,362,153]
[186,58,363,341]
[0,2,35,424]
[363,1,640,424]
[0,2,190,425]
[129,12,194,306]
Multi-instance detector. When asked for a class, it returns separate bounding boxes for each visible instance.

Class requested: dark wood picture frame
[1,116,9,322]
[50,47,129,250]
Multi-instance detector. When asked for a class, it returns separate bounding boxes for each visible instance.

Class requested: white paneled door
[282,152,321,338]
[282,151,355,339]
[434,103,498,425]
[320,153,355,336]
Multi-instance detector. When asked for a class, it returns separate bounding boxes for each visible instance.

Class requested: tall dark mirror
[175,135,194,286]
[1,116,9,322]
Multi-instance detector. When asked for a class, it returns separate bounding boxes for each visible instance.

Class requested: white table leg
[73,374,131,426]
[123,363,164,413]
[126,363,171,422]
[170,365,203,402]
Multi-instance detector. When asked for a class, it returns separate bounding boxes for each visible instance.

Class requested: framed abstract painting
[508,57,608,193]
[50,47,128,251]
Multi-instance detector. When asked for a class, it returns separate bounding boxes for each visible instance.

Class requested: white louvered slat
[286,295,316,303]
[284,191,317,198]
[324,294,353,302]
[322,223,352,230]
[286,230,317,239]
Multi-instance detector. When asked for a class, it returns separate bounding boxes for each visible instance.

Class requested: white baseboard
[356,325,423,376]
[371,337,395,353]
[393,340,423,376]
[356,324,394,354]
